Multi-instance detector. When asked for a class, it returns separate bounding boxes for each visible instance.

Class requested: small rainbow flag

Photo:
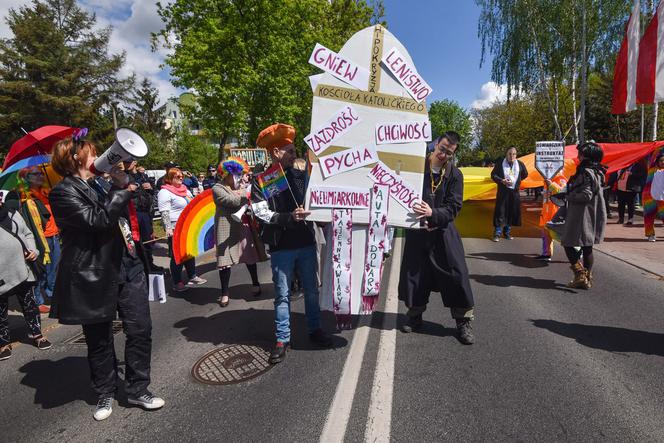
[257,163,289,199]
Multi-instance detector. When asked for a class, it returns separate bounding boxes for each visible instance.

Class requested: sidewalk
[594,213,664,278]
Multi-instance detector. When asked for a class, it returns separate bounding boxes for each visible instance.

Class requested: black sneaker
[269,341,289,364]
[0,345,11,361]
[93,395,114,421]
[128,391,165,410]
[535,255,552,262]
[401,315,423,333]
[309,328,333,348]
[456,319,475,345]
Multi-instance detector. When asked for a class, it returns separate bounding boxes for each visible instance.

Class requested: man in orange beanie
[251,123,332,364]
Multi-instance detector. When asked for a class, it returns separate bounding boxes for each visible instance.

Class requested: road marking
[364,238,401,443]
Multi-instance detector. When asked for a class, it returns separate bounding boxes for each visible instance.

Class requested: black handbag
[0,214,45,279]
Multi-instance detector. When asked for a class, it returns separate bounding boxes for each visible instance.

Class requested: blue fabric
[270,245,321,343]
[36,234,60,304]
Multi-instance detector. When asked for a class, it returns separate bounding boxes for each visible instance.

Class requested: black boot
[456,319,475,345]
[401,314,423,333]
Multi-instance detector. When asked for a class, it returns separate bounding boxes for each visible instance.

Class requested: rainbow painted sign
[172,189,216,264]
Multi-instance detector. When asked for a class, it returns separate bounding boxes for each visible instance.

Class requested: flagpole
[277,162,300,207]
[653,103,659,141]
[641,104,645,142]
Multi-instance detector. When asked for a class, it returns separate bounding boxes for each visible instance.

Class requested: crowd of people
[1,122,663,423]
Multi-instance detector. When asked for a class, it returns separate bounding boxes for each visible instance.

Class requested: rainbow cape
[172,189,216,264]
[257,163,289,199]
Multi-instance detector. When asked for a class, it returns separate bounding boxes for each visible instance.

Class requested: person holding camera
[49,132,164,421]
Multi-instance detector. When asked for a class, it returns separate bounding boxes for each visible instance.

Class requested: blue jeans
[270,245,321,343]
[36,235,61,305]
[494,225,511,237]
[167,237,196,285]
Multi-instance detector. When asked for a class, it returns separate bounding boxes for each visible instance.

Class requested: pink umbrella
[3,125,77,170]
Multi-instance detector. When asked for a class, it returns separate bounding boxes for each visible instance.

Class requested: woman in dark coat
[398,131,475,345]
[491,147,529,241]
[49,133,164,421]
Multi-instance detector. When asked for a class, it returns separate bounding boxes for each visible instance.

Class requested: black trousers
[0,282,41,347]
[82,272,152,397]
[137,211,155,267]
[617,190,636,221]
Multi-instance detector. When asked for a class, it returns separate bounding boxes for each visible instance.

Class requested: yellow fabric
[459,167,496,200]
[25,198,51,264]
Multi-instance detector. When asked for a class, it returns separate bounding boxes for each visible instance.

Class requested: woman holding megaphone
[49,129,164,421]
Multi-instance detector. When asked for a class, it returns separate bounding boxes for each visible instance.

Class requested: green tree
[127,78,168,136]
[153,0,383,160]
[172,127,218,174]
[428,99,472,146]
[0,0,133,158]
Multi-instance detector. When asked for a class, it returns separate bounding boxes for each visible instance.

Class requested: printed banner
[367,161,422,211]
[535,141,565,180]
[318,145,379,178]
[304,105,361,156]
[309,185,370,209]
[332,209,353,328]
[309,43,370,91]
[381,47,432,103]
[375,120,431,145]
[362,185,389,312]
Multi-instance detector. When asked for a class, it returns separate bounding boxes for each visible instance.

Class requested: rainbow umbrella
[0,155,59,190]
[3,125,76,170]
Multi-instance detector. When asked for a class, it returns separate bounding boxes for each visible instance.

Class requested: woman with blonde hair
[213,157,264,307]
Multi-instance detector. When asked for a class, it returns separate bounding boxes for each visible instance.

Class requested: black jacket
[48,176,132,325]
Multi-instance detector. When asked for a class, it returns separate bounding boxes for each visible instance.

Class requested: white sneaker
[647,235,656,242]
[187,275,207,286]
[128,392,165,410]
[93,396,113,421]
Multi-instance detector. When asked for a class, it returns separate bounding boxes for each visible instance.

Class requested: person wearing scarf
[560,142,607,289]
[157,167,207,292]
[398,131,476,345]
[490,147,529,241]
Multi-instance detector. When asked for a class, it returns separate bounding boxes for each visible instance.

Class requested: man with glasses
[398,131,476,345]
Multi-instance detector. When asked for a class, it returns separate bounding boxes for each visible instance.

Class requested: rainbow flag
[257,163,289,199]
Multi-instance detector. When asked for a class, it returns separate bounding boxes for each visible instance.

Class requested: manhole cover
[65,321,123,345]
[191,344,272,385]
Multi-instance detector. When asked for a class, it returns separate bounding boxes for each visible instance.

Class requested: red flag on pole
[612,0,641,114]
[637,1,664,104]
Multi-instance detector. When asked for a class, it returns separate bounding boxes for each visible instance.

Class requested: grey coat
[213,183,249,268]
[561,168,607,247]
[0,210,39,296]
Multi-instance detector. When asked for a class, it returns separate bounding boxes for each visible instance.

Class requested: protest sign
[535,141,565,180]
[381,47,432,103]
[367,161,421,211]
[375,120,431,145]
[308,43,369,91]
[309,185,370,209]
[304,105,361,155]
[318,145,378,178]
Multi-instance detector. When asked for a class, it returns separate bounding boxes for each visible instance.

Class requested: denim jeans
[167,237,196,285]
[270,245,321,343]
[494,225,511,237]
[36,235,60,305]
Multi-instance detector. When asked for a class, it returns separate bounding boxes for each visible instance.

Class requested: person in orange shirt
[19,167,60,313]
[536,173,567,262]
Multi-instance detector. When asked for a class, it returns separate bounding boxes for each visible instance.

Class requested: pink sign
[381,47,432,103]
[309,43,370,91]
[375,120,431,145]
[318,145,379,178]
[309,186,370,209]
[304,105,361,156]
[367,162,421,211]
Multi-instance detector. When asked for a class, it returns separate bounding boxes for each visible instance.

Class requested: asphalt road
[2,201,664,442]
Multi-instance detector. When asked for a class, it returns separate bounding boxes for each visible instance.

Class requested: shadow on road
[18,357,95,409]
[466,252,552,269]
[369,311,457,337]
[601,237,651,243]
[470,274,575,292]
[531,319,664,357]
[173,308,348,351]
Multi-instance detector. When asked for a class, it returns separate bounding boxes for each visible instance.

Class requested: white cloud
[0,0,182,105]
[471,81,508,110]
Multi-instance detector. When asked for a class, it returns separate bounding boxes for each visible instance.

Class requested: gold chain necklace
[430,167,444,193]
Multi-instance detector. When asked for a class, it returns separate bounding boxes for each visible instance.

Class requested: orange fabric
[256,123,296,150]
[31,188,59,237]
[539,175,567,227]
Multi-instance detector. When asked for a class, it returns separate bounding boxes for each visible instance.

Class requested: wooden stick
[143,236,168,245]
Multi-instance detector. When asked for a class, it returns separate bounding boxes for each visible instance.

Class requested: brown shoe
[567,262,589,289]
[585,270,593,289]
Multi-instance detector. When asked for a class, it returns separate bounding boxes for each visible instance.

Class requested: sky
[0,0,505,111]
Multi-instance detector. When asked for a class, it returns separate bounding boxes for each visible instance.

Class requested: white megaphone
[90,128,148,175]
[231,204,248,223]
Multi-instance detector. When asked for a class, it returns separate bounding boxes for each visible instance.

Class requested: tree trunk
[218,131,228,163]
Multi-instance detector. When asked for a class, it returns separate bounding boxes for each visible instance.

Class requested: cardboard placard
[367,161,421,211]
[304,105,362,156]
[535,141,565,180]
[381,46,432,103]
[309,185,370,209]
[318,145,379,178]
[375,120,431,145]
[308,43,370,91]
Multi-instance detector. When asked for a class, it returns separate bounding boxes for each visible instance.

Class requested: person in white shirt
[157,168,207,291]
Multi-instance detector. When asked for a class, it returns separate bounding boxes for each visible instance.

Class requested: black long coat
[491,159,528,227]
[49,176,132,325]
[398,161,474,309]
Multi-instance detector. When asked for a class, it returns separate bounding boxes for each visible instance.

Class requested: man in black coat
[398,131,475,345]
[491,147,529,241]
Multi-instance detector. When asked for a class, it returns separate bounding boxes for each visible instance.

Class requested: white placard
[309,43,370,91]
[381,47,432,103]
[304,105,362,156]
[535,141,565,180]
[367,161,421,211]
[309,185,370,209]
[331,209,353,328]
[375,120,431,145]
[362,184,389,306]
[318,145,379,178]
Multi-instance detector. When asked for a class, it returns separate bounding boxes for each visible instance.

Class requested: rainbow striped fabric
[257,163,289,199]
